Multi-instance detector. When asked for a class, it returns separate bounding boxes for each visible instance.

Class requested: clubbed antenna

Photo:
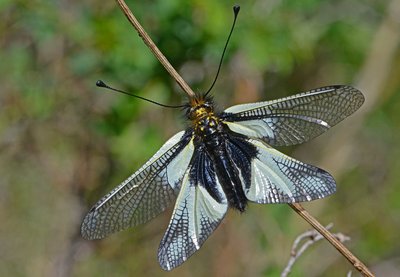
[96,80,186,108]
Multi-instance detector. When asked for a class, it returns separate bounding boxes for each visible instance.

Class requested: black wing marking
[245,138,336,203]
[81,130,194,240]
[158,148,228,271]
[222,86,364,146]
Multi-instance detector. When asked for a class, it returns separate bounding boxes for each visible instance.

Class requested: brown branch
[289,203,374,277]
[113,2,375,276]
[115,0,196,98]
[281,223,350,277]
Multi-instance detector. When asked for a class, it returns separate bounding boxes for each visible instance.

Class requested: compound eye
[203,103,212,111]
[188,107,197,119]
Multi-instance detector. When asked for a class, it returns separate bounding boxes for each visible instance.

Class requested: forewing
[158,149,228,271]
[81,130,194,240]
[223,86,364,146]
[245,138,336,203]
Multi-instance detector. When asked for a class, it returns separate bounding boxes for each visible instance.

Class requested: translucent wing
[245,138,336,203]
[81,130,194,240]
[158,149,228,271]
[222,86,364,146]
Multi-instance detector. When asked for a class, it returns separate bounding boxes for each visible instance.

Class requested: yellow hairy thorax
[188,96,220,136]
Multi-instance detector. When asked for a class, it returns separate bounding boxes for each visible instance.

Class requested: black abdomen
[205,134,249,212]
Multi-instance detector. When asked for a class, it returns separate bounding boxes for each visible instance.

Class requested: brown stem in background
[289,203,374,277]
[114,1,375,276]
[115,0,196,98]
[281,223,350,277]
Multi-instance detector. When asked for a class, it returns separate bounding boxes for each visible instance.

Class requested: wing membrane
[81,131,194,240]
[223,86,364,146]
[245,138,336,203]
[158,150,228,271]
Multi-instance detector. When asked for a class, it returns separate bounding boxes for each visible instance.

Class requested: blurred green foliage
[1,0,399,276]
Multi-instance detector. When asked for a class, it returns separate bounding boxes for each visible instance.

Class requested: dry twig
[281,223,350,277]
[115,0,195,98]
[289,203,374,276]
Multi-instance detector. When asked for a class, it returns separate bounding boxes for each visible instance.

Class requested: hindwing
[158,147,228,270]
[244,138,336,203]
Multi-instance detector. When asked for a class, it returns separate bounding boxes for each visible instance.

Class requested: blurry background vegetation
[1,0,400,276]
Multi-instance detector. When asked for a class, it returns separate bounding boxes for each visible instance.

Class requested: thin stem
[281,223,350,277]
[115,0,196,98]
[289,203,374,277]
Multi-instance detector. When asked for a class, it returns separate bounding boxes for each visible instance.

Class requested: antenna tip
[233,5,240,14]
[96,80,107,88]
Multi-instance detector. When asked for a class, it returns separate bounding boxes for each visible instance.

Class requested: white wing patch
[245,139,336,204]
[166,138,195,189]
[158,163,228,271]
[225,120,276,140]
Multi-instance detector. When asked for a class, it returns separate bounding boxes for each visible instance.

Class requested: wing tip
[339,85,366,107]
[324,85,365,119]
[80,212,96,240]
[158,260,173,271]
[325,84,365,100]
[80,209,108,240]
[157,248,176,271]
[314,167,337,199]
